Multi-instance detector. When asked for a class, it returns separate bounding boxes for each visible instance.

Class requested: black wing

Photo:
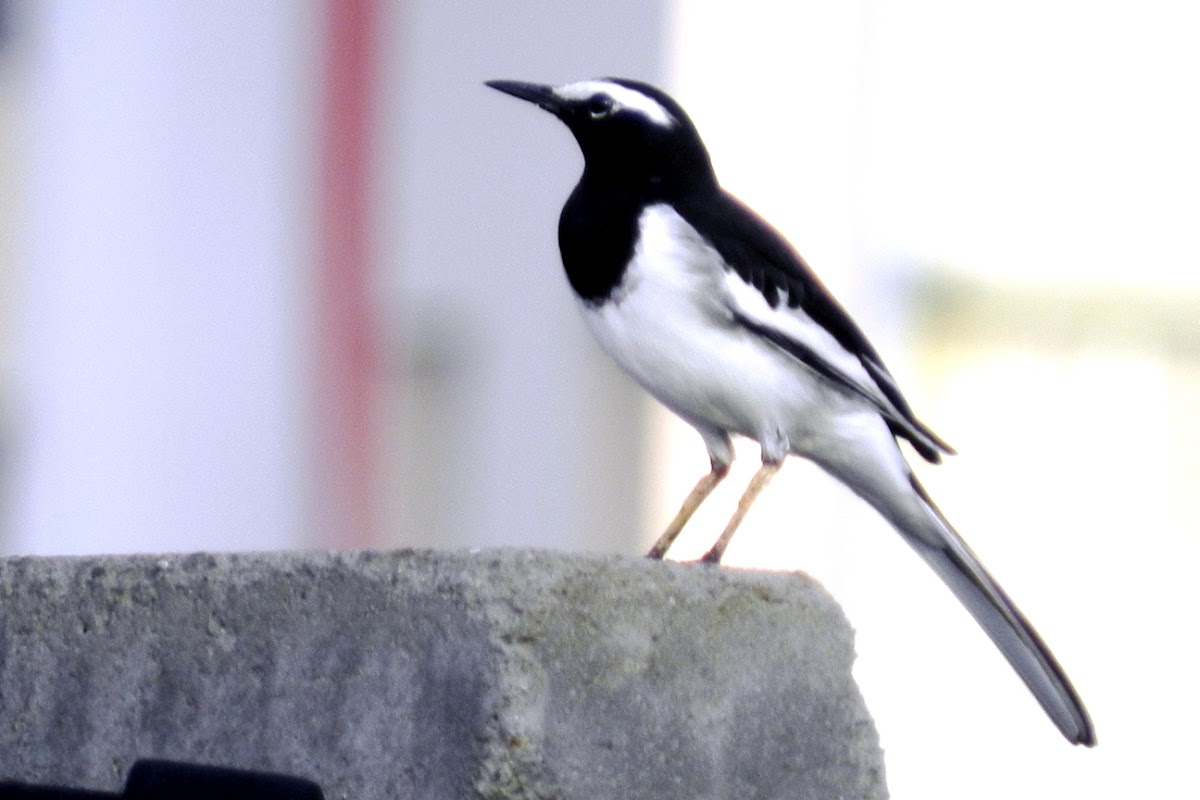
[674,190,954,463]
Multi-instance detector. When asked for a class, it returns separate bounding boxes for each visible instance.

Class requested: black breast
[557,179,645,305]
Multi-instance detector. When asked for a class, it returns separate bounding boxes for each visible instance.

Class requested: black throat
[557,172,651,305]
[557,157,716,306]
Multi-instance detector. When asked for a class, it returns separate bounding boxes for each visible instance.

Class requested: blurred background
[0,1,1197,798]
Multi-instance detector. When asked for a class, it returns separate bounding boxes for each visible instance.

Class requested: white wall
[374,0,666,552]
[4,2,314,553]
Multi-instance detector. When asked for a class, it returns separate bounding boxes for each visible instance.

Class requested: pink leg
[646,461,730,560]
[700,461,782,564]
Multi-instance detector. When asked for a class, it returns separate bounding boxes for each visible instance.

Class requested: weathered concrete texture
[0,549,886,800]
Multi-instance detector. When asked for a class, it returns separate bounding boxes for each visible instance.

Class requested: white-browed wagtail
[486,77,1095,746]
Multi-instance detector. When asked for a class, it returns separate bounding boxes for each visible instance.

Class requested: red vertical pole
[317,0,379,547]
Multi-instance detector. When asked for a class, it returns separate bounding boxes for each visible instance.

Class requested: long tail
[903,474,1096,745]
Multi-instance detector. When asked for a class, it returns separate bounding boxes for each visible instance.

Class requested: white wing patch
[579,203,930,458]
[554,80,676,129]
[720,269,895,412]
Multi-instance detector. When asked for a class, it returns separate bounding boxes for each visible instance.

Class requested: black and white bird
[485,77,1095,746]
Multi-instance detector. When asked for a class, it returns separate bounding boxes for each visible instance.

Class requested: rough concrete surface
[0,549,886,799]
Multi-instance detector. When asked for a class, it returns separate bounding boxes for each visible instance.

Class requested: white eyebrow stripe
[554,80,676,129]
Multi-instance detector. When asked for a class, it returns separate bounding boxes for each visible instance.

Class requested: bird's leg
[646,460,730,560]
[700,460,782,564]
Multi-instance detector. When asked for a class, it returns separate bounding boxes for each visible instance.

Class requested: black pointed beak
[485,80,566,116]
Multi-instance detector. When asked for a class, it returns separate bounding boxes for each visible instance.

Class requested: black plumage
[486,76,1094,747]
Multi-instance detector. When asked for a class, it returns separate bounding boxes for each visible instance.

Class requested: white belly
[577,204,842,454]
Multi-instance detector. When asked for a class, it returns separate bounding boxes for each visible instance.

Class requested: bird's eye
[585,95,615,119]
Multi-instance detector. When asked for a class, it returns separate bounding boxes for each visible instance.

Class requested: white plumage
[582,204,901,468]
[486,75,1095,747]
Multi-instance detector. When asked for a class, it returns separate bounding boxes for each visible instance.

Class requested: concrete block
[0,549,886,799]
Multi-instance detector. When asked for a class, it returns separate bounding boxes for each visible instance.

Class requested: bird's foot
[698,547,723,565]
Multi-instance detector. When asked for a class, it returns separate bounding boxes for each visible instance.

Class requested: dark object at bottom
[0,760,324,800]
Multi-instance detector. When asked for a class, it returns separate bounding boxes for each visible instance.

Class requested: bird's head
[486,77,716,195]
